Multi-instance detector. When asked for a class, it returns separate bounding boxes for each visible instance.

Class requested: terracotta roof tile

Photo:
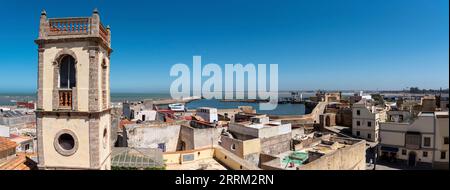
[0,155,36,170]
[0,137,17,152]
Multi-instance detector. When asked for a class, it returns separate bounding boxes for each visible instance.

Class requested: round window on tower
[54,130,78,156]
[59,134,75,150]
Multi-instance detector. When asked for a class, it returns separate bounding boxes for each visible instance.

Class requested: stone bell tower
[35,9,112,170]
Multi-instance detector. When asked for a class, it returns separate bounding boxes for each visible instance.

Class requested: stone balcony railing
[48,17,90,35]
[58,89,73,110]
[37,9,110,46]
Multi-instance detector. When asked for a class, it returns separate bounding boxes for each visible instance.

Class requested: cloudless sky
[0,0,448,93]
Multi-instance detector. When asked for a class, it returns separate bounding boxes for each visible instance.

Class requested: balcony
[99,23,109,45]
[58,89,73,110]
[37,10,110,46]
[48,18,90,36]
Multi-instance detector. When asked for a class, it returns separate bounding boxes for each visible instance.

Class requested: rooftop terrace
[35,9,111,49]
[261,137,365,170]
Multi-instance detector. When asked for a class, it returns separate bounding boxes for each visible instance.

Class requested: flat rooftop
[303,140,347,154]
[419,112,435,117]
[166,158,227,170]
[236,120,284,129]
[263,137,359,170]
[124,120,188,129]
[436,111,449,118]
[9,135,33,144]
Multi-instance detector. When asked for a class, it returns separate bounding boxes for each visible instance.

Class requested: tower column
[35,9,112,170]
[88,46,100,112]
[37,47,45,110]
[89,115,100,168]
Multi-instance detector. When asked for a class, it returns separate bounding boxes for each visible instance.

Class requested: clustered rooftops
[236,115,284,129]
[0,137,17,152]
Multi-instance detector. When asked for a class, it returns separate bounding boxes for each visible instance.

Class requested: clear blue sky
[0,0,448,93]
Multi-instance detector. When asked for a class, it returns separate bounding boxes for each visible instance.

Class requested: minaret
[35,9,112,170]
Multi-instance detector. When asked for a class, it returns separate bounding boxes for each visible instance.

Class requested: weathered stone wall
[193,127,221,149]
[337,108,352,127]
[421,98,436,112]
[259,153,278,167]
[244,152,260,166]
[126,124,181,152]
[179,125,221,150]
[179,125,195,150]
[319,113,336,129]
[213,146,261,170]
[231,132,257,141]
[291,127,305,138]
[220,135,261,166]
[325,93,341,102]
[260,133,292,155]
[293,137,322,151]
[297,139,366,170]
[259,153,281,170]
[220,135,245,157]
[228,123,259,138]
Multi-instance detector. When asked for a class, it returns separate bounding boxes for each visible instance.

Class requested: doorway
[179,141,186,151]
[408,151,416,167]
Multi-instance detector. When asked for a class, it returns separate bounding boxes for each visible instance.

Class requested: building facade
[135,110,157,122]
[226,115,292,156]
[434,112,449,169]
[352,100,386,142]
[379,111,449,169]
[196,107,218,123]
[35,9,112,170]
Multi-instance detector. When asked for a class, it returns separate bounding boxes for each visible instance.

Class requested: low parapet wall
[297,138,366,170]
[260,137,366,170]
[213,146,261,170]
[163,146,260,170]
[163,148,214,164]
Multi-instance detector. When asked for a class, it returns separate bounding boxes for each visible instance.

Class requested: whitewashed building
[196,107,218,123]
[135,110,157,122]
[352,99,387,142]
[379,111,449,169]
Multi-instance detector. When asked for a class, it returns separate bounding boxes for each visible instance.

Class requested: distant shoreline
[1,91,448,106]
